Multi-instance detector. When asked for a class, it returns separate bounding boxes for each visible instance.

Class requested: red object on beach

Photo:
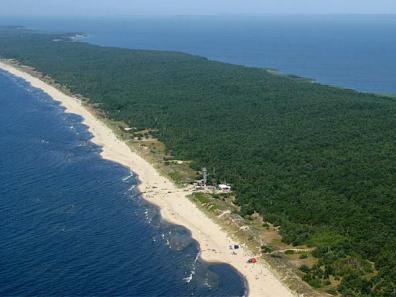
[247,258,257,264]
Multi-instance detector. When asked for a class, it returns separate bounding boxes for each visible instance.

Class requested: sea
[1,15,396,95]
[0,72,245,296]
[0,15,395,296]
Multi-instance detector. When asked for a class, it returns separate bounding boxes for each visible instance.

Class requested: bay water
[1,15,395,296]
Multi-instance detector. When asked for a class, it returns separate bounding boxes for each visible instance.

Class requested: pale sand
[0,61,295,297]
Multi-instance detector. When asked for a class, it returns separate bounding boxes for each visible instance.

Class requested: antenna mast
[202,167,207,187]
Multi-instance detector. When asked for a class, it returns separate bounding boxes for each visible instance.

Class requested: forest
[0,27,395,296]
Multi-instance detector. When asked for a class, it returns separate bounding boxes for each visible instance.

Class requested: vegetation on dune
[1,28,395,296]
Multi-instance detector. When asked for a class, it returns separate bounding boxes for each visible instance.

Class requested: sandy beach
[0,60,295,297]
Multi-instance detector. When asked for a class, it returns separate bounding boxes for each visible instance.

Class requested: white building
[218,184,232,193]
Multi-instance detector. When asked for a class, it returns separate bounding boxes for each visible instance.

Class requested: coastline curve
[0,60,295,297]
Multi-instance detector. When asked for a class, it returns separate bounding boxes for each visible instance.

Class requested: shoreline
[0,61,295,297]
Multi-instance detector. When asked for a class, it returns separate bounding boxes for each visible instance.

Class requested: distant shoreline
[0,60,295,297]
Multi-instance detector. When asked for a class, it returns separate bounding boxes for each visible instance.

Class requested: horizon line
[1,13,396,18]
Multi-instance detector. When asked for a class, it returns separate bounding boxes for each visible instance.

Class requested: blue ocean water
[0,15,395,296]
[1,15,396,94]
[0,71,246,296]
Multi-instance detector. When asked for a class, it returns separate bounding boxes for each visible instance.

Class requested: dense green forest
[1,27,395,296]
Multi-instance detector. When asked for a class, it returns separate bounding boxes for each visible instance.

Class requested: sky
[1,0,396,16]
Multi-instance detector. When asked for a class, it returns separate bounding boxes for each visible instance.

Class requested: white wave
[183,273,193,283]
[184,251,200,283]
[122,172,134,182]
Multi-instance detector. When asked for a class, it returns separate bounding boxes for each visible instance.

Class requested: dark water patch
[0,70,246,296]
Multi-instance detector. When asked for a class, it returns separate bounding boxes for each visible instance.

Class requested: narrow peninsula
[1,27,395,297]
